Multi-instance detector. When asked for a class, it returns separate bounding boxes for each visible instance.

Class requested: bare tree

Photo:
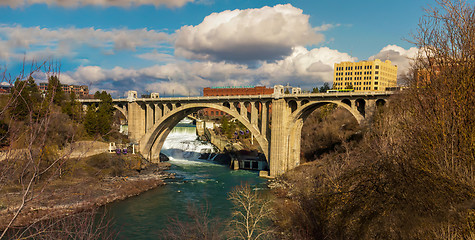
[407,0,475,185]
[162,203,224,240]
[227,183,274,240]
[0,61,113,239]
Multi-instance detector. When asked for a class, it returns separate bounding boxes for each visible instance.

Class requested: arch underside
[139,103,269,163]
[113,105,128,121]
[284,100,365,170]
[290,100,364,124]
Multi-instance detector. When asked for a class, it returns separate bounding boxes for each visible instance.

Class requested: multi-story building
[38,83,89,97]
[201,86,273,118]
[333,59,398,92]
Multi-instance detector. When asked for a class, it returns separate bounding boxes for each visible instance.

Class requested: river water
[107,119,267,239]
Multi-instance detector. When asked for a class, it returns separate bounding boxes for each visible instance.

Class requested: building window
[374,87,378,90]
[375,71,379,74]
[375,76,379,80]
[375,82,379,85]
[375,65,379,69]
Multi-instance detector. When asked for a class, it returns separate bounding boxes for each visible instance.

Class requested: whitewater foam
[161,119,217,166]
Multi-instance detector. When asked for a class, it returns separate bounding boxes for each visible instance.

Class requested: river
[106,119,268,239]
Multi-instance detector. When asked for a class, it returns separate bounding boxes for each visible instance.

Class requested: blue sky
[0,0,430,97]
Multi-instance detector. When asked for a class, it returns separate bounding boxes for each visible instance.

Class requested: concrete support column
[269,99,290,177]
[123,106,128,119]
[350,100,356,111]
[230,102,236,111]
[251,101,258,127]
[128,101,146,142]
[288,119,303,170]
[154,103,162,123]
[362,99,376,125]
[260,102,268,138]
[146,103,154,132]
[239,102,246,118]
[164,104,170,116]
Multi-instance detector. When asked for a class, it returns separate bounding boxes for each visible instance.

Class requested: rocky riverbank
[0,153,174,230]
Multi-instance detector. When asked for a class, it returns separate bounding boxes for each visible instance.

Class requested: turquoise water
[106,121,267,239]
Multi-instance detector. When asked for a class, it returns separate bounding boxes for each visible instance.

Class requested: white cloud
[73,66,107,83]
[136,50,176,63]
[257,46,356,86]
[175,4,328,63]
[0,25,172,60]
[2,0,194,8]
[62,46,356,97]
[369,44,419,78]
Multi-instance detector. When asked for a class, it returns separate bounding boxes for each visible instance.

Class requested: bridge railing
[77,91,395,103]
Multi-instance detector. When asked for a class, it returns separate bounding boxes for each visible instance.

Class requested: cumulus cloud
[1,0,194,8]
[257,46,356,87]
[175,4,327,63]
[61,46,356,97]
[0,25,172,60]
[369,45,419,77]
[73,66,107,83]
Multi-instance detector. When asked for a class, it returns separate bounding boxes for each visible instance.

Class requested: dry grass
[0,152,172,231]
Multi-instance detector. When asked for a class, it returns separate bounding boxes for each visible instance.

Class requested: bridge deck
[78,91,394,103]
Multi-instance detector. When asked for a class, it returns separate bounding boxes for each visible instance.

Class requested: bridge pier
[128,102,145,142]
[269,99,291,177]
[146,103,154,132]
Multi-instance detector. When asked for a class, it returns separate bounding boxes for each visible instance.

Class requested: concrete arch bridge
[80,87,393,177]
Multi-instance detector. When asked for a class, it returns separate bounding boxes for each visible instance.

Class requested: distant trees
[9,76,42,121]
[62,91,81,121]
[319,83,331,92]
[312,82,331,93]
[46,75,65,105]
[83,91,114,137]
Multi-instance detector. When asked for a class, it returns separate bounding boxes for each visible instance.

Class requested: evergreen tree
[62,92,81,121]
[83,105,98,136]
[319,82,331,92]
[84,91,114,136]
[46,75,65,105]
[10,76,41,121]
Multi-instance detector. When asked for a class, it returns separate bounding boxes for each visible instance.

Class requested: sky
[0,0,431,97]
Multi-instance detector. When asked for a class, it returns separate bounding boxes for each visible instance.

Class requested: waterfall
[160,118,216,165]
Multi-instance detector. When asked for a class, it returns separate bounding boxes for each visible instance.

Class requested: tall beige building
[333,59,398,92]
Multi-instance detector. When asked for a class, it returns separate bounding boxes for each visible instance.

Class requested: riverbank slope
[0,152,173,229]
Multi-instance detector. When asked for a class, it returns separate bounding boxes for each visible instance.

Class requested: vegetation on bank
[0,64,142,239]
[271,1,475,239]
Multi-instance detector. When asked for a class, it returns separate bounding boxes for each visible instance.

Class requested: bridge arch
[283,100,365,168]
[289,100,364,125]
[376,99,386,107]
[113,105,128,121]
[139,103,269,163]
[342,99,351,107]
